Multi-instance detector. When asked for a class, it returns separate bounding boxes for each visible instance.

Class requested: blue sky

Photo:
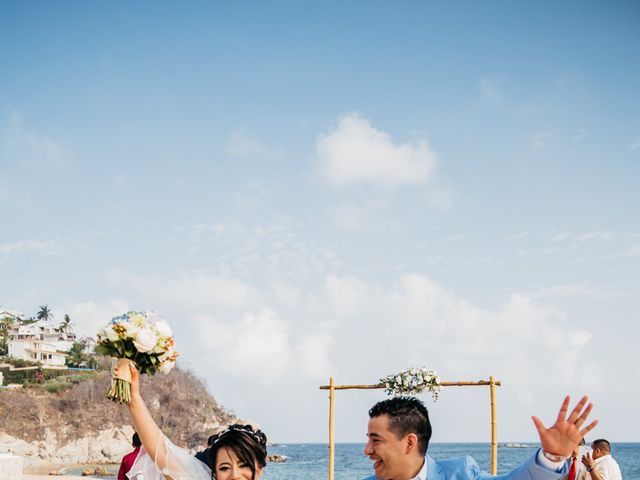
[1,1,639,444]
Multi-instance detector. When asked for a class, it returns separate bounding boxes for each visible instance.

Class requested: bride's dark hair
[209,424,268,479]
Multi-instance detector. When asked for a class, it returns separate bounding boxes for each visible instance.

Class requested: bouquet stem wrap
[107,358,134,404]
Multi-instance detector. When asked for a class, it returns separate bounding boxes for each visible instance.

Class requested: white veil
[127,434,212,480]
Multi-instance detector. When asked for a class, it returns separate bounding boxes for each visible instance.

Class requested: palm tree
[0,316,12,355]
[37,305,53,322]
[59,314,75,336]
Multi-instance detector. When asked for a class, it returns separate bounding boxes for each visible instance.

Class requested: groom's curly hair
[369,396,432,456]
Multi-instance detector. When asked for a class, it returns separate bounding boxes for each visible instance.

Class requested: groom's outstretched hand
[532,395,598,457]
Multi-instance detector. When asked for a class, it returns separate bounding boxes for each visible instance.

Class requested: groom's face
[364,414,410,480]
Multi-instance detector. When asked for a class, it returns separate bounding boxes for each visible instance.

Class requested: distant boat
[499,443,535,448]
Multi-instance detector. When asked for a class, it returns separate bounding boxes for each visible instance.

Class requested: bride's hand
[128,362,141,398]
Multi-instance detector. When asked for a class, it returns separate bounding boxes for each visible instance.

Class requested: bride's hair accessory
[212,424,267,448]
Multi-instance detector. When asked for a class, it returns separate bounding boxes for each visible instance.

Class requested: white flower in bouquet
[158,360,175,374]
[153,320,173,338]
[100,325,120,343]
[133,327,158,353]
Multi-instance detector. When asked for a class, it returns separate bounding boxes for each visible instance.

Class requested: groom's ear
[405,433,419,454]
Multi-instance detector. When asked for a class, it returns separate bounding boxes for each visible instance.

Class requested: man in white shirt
[361,395,598,480]
[561,438,589,480]
[581,439,622,480]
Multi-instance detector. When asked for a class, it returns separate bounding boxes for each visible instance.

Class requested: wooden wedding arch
[319,376,502,479]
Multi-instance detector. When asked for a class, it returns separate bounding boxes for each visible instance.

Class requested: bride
[120,363,268,480]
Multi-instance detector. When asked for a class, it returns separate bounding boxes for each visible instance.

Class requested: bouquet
[379,367,441,400]
[96,311,178,404]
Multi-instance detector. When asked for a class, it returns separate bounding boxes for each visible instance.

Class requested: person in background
[194,434,216,469]
[118,433,141,480]
[562,438,588,480]
[581,439,622,480]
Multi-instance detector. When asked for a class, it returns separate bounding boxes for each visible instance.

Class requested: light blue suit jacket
[362,449,568,480]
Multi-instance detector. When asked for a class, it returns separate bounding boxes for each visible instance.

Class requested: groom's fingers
[567,396,589,423]
[580,419,599,437]
[574,402,594,427]
[556,395,571,423]
[531,416,546,436]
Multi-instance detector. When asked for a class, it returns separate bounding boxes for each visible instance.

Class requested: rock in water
[267,454,288,463]
[94,466,111,476]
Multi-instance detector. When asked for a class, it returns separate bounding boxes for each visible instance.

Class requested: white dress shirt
[591,454,622,480]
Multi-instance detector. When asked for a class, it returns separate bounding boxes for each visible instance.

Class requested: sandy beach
[22,463,66,475]
[22,463,117,480]
[24,476,84,480]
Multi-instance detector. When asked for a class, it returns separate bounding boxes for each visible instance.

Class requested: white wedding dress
[127,434,212,480]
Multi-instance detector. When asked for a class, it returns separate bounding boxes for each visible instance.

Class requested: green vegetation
[59,314,74,335]
[0,317,11,356]
[65,340,98,369]
[36,305,53,322]
[0,356,41,368]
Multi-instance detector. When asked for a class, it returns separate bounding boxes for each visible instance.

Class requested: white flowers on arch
[379,367,441,400]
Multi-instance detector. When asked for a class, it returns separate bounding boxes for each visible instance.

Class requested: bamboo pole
[319,380,501,390]
[328,377,335,480]
[490,375,497,475]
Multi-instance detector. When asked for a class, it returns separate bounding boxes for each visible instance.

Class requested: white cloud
[498,231,528,244]
[575,231,615,241]
[607,243,640,259]
[328,199,392,232]
[324,275,368,316]
[0,238,60,257]
[227,129,279,160]
[294,334,333,377]
[316,113,438,187]
[530,284,596,299]
[7,113,65,167]
[630,136,640,150]
[106,269,256,310]
[479,74,508,104]
[573,128,588,143]
[530,131,552,150]
[317,273,597,399]
[196,309,292,382]
[423,181,455,211]
[551,232,571,242]
[58,299,131,338]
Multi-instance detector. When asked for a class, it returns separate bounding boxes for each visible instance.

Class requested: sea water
[68,442,640,479]
[264,443,640,480]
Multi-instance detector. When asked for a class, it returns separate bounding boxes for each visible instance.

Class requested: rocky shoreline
[1,426,135,470]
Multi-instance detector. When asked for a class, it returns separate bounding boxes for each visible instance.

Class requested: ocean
[65,443,640,479]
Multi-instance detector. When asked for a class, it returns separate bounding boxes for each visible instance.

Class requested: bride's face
[215,447,263,480]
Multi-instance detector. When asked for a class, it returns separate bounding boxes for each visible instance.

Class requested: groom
[362,395,597,480]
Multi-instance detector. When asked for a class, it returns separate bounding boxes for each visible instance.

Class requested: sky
[1,1,639,445]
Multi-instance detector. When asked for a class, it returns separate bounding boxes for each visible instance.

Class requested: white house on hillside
[6,319,74,368]
[8,339,67,367]
[0,309,27,323]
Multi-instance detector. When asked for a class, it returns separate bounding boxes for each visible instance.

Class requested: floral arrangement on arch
[96,311,178,404]
[379,367,441,400]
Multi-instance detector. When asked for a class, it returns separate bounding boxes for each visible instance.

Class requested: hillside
[0,367,241,465]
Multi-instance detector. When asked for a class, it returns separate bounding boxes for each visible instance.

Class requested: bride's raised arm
[122,363,164,463]
[120,363,211,480]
